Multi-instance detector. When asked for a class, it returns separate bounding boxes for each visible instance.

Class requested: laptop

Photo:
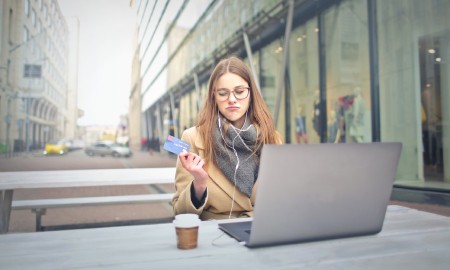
[219,142,402,248]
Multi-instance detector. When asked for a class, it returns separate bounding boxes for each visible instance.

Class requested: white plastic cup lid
[173,219,200,228]
[175,214,200,221]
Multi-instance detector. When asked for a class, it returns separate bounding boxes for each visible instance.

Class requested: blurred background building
[0,0,80,157]
[1,0,448,192]
[131,0,449,190]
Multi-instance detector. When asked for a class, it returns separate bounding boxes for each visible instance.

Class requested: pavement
[391,187,450,217]
[3,149,450,234]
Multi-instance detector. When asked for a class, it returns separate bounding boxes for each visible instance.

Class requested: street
[0,148,176,171]
[1,149,177,233]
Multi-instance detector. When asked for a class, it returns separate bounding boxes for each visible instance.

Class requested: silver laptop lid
[248,142,402,247]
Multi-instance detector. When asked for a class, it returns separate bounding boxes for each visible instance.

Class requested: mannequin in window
[312,89,322,137]
[328,110,340,143]
[348,87,365,143]
[295,105,308,144]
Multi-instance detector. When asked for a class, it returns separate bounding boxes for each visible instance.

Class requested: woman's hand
[179,150,208,200]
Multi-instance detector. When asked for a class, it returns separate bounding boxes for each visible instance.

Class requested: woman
[172,56,281,220]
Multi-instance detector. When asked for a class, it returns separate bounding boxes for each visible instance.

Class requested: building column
[193,73,201,112]
[169,92,178,138]
[156,103,163,152]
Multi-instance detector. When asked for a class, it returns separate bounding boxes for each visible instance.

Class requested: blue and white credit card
[163,135,190,155]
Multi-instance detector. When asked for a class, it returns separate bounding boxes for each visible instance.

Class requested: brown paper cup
[175,226,199,249]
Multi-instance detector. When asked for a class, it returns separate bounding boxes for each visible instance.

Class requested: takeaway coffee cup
[173,214,201,249]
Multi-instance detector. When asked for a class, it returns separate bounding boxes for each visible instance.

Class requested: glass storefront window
[377,0,450,185]
[289,19,320,144]
[323,0,371,145]
[420,35,445,180]
[260,39,283,135]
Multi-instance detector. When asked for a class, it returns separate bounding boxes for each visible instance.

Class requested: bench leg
[31,208,47,232]
[1,190,14,234]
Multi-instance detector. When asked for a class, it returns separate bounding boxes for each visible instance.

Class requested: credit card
[163,135,190,155]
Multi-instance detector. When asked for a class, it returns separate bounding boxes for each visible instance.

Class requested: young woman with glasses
[172,56,282,220]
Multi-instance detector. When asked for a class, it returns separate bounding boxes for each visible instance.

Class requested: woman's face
[214,72,251,128]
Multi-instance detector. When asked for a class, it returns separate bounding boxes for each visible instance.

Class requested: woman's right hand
[178,150,208,199]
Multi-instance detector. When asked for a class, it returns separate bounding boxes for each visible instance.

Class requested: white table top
[0,206,449,269]
[0,167,176,189]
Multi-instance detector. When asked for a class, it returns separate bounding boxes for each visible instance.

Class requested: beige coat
[172,127,261,220]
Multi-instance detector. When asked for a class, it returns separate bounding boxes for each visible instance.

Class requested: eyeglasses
[215,86,250,101]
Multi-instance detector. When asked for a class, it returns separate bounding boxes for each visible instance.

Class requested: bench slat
[12,193,174,210]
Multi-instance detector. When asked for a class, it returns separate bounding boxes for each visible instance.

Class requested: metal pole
[367,0,380,142]
[318,9,328,143]
[243,32,261,92]
[274,0,294,126]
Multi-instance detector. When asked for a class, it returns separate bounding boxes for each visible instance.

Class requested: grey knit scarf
[213,117,260,197]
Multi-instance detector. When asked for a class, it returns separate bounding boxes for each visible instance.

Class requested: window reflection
[289,20,320,144]
[324,0,371,144]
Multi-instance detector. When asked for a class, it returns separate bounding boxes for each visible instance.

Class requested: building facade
[64,16,82,142]
[133,0,450,189]
[0,0,73,156]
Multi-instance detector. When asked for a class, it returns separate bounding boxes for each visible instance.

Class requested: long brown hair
[196,56,280,166]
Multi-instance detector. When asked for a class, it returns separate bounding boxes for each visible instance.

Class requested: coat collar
[194,129,204,150]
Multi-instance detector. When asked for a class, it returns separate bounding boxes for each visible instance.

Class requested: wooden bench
[12,193,175,231]
[1,168,177,233]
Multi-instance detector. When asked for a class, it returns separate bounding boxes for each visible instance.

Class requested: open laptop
[219,142,402,248]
